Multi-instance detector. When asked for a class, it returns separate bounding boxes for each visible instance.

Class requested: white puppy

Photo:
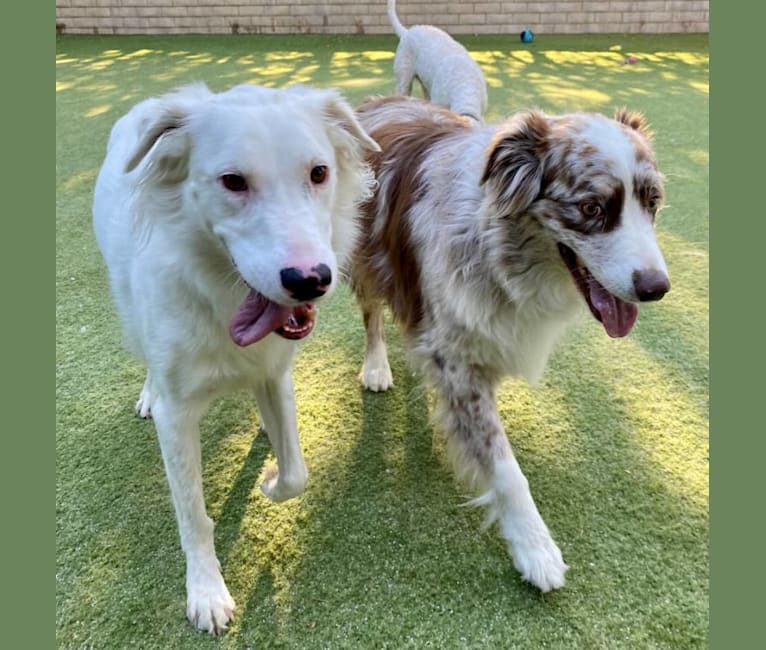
[92,82,378,634]
[387,0,488,122]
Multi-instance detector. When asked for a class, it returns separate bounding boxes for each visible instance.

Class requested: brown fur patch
[481,111,549,185]
[615,107,656,163]
[481,111,550,216]
[633,173,664,219]
[353,101,469,334]
[615,107,652,137]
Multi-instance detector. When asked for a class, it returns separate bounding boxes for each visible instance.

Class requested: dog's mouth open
[229,289,316,347]
[557,243,637,338]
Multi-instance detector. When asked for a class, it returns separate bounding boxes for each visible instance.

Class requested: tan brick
[424,4,453,17]
[594,12,622,23]
[486,13,512,26]
[474,2,502,12]
[459,14,487,24]
[672,10,707,21]
[538,12,564,24]
[84,7,110,17]
[469,24,506,33]
[446,3,476,15]
[547,2,583,13]
[501,2,531,10]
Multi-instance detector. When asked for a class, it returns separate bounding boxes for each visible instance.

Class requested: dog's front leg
[360,301,394,392]
[431,359,568,592]
[151,395,235,634]
[254,372,308,502]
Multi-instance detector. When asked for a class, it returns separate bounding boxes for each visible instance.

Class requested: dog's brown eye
[310,165,328,185]
[221,174,248,192]
[580,201,602,218]
[647,196,661,212]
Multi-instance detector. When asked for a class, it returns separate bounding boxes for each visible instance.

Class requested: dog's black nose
[280,264,332,301]
[633,269,670,302]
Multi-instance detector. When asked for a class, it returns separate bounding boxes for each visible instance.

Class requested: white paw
[360,363,394,392]
[509,536,568,592]
[135,385,152,418]
[260,463,307,503]
[186,565,236,635]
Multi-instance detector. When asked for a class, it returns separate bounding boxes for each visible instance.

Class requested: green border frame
[4,3,55,646]
[710,3,758,648]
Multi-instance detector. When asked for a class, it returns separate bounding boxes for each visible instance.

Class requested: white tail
[387,0,408,38]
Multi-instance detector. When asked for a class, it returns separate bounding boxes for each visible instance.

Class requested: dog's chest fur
[127,233,298,400]
[415,245,585,385]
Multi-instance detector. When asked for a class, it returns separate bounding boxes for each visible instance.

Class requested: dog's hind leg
[254,372,308,502]
[151,393,235,634]
[359,299,394,392]
[430,357,568,592]
[393,49,416,97]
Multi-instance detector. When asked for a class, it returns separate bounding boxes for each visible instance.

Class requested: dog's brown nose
[632,269,670,302]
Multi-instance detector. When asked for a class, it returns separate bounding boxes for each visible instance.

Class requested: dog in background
[387,0,488,123]
[351,96,670,591]
[93,82,379,633]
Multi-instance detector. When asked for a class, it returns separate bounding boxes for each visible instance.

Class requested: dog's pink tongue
[229,290,293,347]
[588,281,638,338]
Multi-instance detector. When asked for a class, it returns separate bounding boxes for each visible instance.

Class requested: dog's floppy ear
[615,107,653,140]
[481,111,550,216]
[124,84,212,181]
[124,107,189,176]
[309,87,381,154]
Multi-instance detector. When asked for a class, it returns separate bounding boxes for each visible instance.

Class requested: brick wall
[55,1,709,36]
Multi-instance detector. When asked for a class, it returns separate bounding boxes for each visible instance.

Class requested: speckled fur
[350,96,669,592]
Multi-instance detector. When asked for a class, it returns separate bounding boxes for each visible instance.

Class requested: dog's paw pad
[510,539,568,593]
[186,575,236,635]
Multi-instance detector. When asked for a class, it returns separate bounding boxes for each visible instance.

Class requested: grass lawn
[56,33,708,648]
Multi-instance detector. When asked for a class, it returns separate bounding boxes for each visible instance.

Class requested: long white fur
[93,82,378,634]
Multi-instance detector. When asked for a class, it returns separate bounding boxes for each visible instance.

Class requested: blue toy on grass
[520,29,534,43]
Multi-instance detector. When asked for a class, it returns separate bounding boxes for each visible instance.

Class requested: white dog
[351,96,670,592]
[387,0,488,123]
[92,82,379,634]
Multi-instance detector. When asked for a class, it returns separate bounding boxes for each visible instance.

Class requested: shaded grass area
[56,33,708,648]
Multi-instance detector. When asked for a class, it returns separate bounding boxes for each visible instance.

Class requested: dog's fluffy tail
[387,0,407,38]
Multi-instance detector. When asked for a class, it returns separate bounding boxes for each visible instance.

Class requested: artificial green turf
[56,33,708,648]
